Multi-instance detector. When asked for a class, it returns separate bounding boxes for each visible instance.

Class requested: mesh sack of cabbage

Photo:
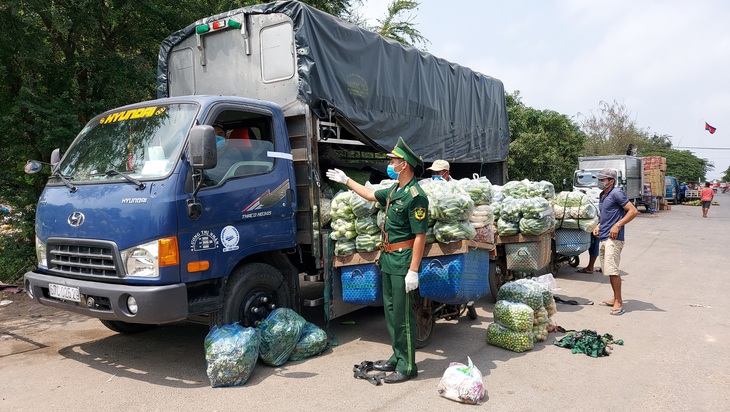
[204,322,260,387]
[257,308,307,366]
[288,322,328,361]
[437,356,486,404]
[497,279,554,311]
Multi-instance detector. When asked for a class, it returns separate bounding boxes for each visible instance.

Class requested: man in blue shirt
[593,168,638,315]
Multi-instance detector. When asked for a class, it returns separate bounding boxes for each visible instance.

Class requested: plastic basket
[555,229,591,256]
[418,248,490,304]
[505,236,551,271]
[340,264,383,306]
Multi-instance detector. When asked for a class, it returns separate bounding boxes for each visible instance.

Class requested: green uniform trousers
[382,269,418,376]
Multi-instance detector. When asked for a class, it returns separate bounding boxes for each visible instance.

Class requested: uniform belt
[381,239,415,253]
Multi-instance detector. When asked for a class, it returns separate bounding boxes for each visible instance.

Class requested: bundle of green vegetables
[288,322,328,361]
[458,176,494,205]
[205,322,260,387]
[499,197,523,222]
[355,215,380,235]
[355,233,380,252]
[433,221,476,243]
[532,306,549,342]
[329,191,355,220]
[519,215,555,236]
[333,239,356,256]
[330,218,357,241]
[527,180,555,199]
[553,191,599,232]
[429,188,475,223]
[501,180,531,199]
[257,308,306,367]
[497,217,520,236]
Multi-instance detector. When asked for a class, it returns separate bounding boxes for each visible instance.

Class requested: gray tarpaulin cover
[157,1,509,164]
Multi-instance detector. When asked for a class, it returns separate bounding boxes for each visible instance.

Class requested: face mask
[216,135,226,149]
[597,181,606,190]
[432,175,443,181]
[387,162,404,180]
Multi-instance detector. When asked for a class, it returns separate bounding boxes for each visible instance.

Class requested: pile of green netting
[553,329,624,358]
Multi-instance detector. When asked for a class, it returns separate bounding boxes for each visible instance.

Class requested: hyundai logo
[68,211,85,227]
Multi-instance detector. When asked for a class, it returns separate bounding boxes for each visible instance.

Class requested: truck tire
[488,259,507,302]
[100,320,157,334]
[221,263,292,327]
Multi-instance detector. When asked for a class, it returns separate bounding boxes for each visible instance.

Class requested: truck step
[303,297,324,307]
[302,274,322,282]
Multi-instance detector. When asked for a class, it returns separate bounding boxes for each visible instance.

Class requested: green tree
[722,166,730,183]
[506,92,587,190]
[577,100,650,156]
[370,0,429,48]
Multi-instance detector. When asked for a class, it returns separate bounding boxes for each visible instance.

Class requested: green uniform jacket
[374,178,429,274]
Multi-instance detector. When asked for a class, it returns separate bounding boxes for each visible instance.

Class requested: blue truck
[23,1,510,333]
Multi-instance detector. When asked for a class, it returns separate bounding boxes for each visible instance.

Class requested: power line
[675,146,730,150]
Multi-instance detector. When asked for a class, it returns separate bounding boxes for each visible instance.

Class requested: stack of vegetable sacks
[330,189,380,255]
[493,179,556,237]
[553,191,598,232]
[424,179,477,243]
[487,279,558,352]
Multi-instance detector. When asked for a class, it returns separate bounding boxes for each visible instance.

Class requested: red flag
[705,122,716,134]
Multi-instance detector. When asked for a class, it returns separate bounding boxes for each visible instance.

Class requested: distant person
[595,168,638,316]
[427,159,451,181]
[626,144,637,156]
[700,182,715,218]
[679,181,688,203]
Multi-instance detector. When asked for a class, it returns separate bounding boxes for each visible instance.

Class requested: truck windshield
[574,169,600,187]
[52,103,198,184]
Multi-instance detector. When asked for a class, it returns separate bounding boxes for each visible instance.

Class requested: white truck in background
[573,155,649,207]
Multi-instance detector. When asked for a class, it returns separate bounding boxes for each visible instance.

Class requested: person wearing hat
[326,137,428,383]
[427,159,451,181]
[594,168,638,315]
[679,181,688,203]
[204,122,243,185]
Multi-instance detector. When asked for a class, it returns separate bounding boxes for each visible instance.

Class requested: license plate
[49,283,81,302]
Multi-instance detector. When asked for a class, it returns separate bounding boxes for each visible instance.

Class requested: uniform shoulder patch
[414,207,426,221]
[409,186,419,197]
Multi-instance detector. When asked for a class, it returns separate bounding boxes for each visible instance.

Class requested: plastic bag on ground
[258,308,306,366]
[288,322,328,361]
[437,356,486,404]
[204,322,260,387]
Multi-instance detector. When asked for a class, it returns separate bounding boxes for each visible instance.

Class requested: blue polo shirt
[598,188,629,241]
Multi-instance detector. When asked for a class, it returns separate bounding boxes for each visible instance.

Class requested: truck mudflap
[24,271,188,324]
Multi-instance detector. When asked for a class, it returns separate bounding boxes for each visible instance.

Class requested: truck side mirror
[50,148,61,166]
[188,125,217,169]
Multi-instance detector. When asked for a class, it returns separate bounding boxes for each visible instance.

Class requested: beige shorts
[599,238,624,276]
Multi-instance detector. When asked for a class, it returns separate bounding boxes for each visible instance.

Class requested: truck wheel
[100,320,157,334]
[488,259,507,302]
[413,291,435,349]
[221,263,291,327]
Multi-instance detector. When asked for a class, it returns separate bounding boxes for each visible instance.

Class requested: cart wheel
[413,291,435,349]
[568,256,580,267]
[466,303,478,320]
[488,258,508,302]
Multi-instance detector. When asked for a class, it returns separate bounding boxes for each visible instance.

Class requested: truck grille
[47,239,120,278]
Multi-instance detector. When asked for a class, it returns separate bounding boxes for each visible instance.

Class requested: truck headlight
[36,236,47,269]
[120,237,178,278]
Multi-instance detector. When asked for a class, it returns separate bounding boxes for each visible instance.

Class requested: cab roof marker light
[196,24,210,35]
[228,19,242,30]
[196,18,241,35]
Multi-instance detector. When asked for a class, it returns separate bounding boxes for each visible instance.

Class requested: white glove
[405,270,419,293]
[326,168,349,185]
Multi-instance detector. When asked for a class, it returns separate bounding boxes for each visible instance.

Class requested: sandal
[598,301,614,306]
[610,308,625,316]
[575,268,593,274]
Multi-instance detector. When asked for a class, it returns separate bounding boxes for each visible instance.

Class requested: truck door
[177,103,296,283]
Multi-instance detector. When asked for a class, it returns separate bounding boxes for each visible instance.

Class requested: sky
[357,0,730,180]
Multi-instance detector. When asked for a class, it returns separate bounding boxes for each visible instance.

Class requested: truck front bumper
[24,271,188,324]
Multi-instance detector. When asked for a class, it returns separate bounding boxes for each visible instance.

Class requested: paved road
[2,194,729,411]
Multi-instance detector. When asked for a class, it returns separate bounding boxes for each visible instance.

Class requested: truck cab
[572,168,623,204]
[25,96,300,331]
[665,176,679,204]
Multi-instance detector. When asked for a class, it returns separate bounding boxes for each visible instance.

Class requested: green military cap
[386,136,423,167]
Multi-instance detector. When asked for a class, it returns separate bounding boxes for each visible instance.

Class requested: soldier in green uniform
[326,137,428,383]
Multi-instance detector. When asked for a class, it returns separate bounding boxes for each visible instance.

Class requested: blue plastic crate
[340,263,383,306]
[555,229,591,256]
[418,249,490,304]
